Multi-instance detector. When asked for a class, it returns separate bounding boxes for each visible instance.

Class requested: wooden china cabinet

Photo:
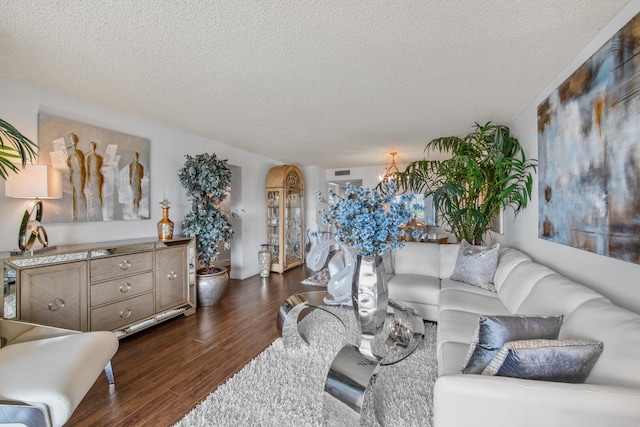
[266,165,304,273]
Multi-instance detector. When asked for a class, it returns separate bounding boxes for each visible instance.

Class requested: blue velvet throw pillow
[461,314,564,374]
[482,339,603,383]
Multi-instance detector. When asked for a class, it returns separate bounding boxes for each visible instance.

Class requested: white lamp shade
[5,164,63,199]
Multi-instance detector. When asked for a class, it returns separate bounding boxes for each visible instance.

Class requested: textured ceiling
[0,1,630,168]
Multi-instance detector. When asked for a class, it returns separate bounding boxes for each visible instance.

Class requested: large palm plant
[398,122,537,244]
[0,118,38,179]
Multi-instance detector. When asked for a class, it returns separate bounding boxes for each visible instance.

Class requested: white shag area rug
[301,268,331,287]
[174,306,437,427]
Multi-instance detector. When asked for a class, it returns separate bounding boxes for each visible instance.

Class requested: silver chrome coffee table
[277,291,335,346]
[277,290,425,424]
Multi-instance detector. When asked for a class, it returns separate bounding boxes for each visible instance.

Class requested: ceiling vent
[334,170,350,176]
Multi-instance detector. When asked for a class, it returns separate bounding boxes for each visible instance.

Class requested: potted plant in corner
[178,153,234,306]
[396,122,537,244]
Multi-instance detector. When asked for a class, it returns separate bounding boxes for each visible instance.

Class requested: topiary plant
[178,153,233,274]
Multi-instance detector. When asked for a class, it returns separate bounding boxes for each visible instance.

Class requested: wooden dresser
[1,236,196,338]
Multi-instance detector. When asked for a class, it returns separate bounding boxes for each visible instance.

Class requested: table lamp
[4,164,62,253]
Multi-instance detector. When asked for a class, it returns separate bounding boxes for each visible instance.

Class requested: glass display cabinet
[266,165,304,273]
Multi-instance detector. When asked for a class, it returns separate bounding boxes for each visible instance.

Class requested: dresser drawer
[19,261,87,331]
[90,272,154,307]
[90,252,153,282]
[90,292,155,331]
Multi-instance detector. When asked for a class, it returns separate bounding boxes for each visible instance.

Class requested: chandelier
[381,152,405,194]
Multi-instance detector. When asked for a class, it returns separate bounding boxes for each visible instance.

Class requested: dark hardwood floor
[67,265,313,427]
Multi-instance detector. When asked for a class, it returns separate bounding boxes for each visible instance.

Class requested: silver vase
[352,254,388,358]
[258,244,272,278]
[196,269,229,306]
[324,253,427,423]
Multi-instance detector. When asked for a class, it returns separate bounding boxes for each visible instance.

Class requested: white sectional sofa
[385,242,640,427]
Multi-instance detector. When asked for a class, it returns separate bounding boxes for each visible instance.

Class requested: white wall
[325,165,390,189]
[300,165,324,238]
[501,0,640,314]
[0,76,282,279]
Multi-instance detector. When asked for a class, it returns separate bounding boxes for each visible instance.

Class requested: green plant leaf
[400,122,536,244]
[0,118,38,179]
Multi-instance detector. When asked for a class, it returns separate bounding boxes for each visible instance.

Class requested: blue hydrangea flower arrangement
[317,183,414,257]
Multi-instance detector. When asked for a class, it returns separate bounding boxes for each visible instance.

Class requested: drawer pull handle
[119,260,132,270]
[119,282,132,293]
[48,298,65,311]
[119,307,132,319]
[167,271,177,280]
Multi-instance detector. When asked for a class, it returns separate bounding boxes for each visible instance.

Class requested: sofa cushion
[439,340,472,376]
[559,298,640,387]
[441,278,501,297]
[450,241,500,291]
[388,274,440,304]
[517,274,606,318]
[437,309,496,345]
[492,247,531,292]
[439,288,506,315]
[393,242,441,277]
[439,243,460,278]
[461,314,564,374]
[482,339,603,383]
[388,273,440,322]
[497,261,555,313]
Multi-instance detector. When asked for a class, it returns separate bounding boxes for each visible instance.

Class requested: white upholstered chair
[0,319,119,427]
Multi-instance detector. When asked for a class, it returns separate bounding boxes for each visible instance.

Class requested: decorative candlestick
[157,196,174,241]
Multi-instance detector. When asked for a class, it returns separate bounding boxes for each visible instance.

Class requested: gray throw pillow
[482,339,603,383]
[461,314,564,374]
[450,240,500,291]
